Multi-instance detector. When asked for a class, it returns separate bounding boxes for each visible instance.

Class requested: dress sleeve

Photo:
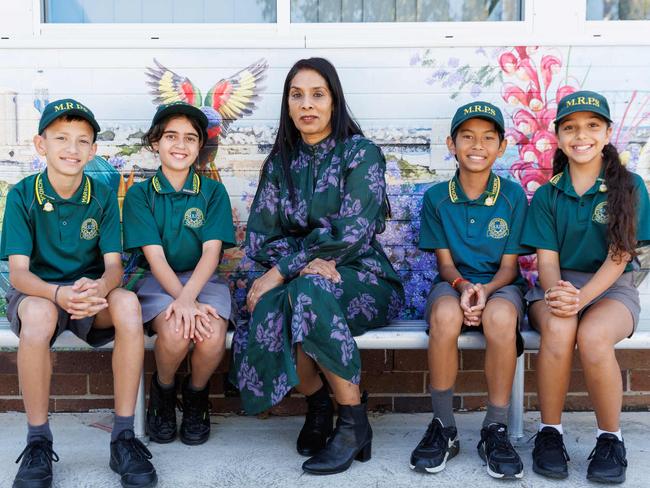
[275,142,387,279]
[521,184,558,252]
[245,158,301,269]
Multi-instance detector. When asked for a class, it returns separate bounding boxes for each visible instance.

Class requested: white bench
[1,316,648,442]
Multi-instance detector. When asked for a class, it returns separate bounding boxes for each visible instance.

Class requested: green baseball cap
[555,90,612,124]
[38,98,101,135]
[151,101,209,141]
[451,101,505,135]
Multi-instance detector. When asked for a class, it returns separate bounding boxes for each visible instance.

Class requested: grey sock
[156,374,175,390]
[27,421,53,443]
[483,403,509,429]
[430,387,455,428]
[111,414,135,442]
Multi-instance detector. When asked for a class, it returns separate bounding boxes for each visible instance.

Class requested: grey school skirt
[525,270,640,335]
[424,281,526,356]
[134,271,236,333]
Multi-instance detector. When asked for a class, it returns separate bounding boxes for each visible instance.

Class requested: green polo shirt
[122,167,236,272]
[522,170,650,273]
[419,171,530,287]
[0,170,122,282]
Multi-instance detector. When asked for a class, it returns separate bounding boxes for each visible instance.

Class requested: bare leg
[482,298,518,407]
[150,312,191,386]
[94,289,144,417]
[529,301,579,424]
[16,297,58,425]
[295,344,323,396]
[427,296,464,390]
[189,316,228,389]
[577,299,633,432]
[321,367,360,406]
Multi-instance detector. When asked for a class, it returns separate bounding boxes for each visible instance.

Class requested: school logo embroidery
[80,218,99,240]
[487,218,509,239]
[592,201,609,224]
[184,207,204,228]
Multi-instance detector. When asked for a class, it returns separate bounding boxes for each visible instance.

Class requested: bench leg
[508,354,525,442]
[134,370,148,443]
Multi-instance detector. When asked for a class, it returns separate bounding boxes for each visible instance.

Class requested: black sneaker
[179,375,211,445]
[12,437,59,488]
[477,423,524,479]
[109,430,158,488]
[587,434,627,484]
[146,373,177,443]
[532,426,570,479]
[409,417,459,473]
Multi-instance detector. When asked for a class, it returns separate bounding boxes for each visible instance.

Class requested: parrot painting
[145,58,268,179]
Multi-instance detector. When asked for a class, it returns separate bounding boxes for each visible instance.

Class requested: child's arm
[8,254,108,319]
[435,248,480,325]
[483,254,519,297]
[536,249,580,317]
[574,251,629,311]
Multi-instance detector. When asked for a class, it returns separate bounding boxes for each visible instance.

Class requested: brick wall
[1,349,648,414]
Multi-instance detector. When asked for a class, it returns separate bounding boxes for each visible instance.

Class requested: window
[42,0,277,23]
[587,0,650,20]
[290,0,524,22]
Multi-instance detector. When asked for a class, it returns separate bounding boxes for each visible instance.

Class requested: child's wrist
[451,277,469,291]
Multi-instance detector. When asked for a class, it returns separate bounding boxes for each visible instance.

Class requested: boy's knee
[108,288,141,315]
[483,305,517,342]
[19,298,58,343]
[428,301,462,339]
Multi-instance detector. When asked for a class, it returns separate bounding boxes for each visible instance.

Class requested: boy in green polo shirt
[1,99,157,488]
[410,102,529,480]
[522,90,650,484]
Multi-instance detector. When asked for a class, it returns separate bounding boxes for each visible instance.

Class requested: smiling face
[34,117,97,179]
[287,68,333,144]
[152,115,201,173]
[556,111,612,167]
[447,118,507,174]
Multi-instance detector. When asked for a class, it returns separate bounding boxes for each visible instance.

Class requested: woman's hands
[458,282,486,327]
[300,258,341,282]
[544,280,581,317]
[247,266,285,312]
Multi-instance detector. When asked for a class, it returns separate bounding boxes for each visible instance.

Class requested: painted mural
[0,45,648,320]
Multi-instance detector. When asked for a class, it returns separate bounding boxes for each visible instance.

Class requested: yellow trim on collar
[80,176,91,204]
[549,172,563,186]
[152,175,162,193]
[448,179,459,203]
[35,173,91,207]
[35,173,45,206]
[192,173,200,194]
[485,175,501,206]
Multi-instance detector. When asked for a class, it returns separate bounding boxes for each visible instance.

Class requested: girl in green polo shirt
[522,90,650,484]
[122,102,236,446]
[412,102,529,480]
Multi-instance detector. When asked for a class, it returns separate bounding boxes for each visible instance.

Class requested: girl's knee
[108,288,141,315]
[156,323,191,352]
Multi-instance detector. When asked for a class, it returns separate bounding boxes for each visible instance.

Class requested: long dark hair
[552,121,637,261]
[262,57,363,198]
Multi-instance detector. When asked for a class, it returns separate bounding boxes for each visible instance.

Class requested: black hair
[261,57,363,199]
[142,113,206,153]
[552,117,637,261]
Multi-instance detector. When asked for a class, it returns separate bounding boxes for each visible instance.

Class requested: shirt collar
[35,170,91,208]
[448,170,501,206]
[152,166,201,195]
[549,166,607,198]
[299,135,337,160]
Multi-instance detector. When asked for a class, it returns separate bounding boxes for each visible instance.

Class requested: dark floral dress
[231,135,404,415]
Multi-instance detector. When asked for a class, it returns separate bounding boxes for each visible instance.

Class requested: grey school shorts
[134,271,236,333]
[424,281,525,356]
[525,269,640,335]
[5,284,115,348]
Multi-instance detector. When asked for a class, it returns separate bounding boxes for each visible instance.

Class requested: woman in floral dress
[231,57,404,475]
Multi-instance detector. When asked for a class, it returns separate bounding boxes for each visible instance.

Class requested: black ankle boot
[297,384,334,456]
[146,373,177,444]
[180,375,211,445]
[302,392,372,475]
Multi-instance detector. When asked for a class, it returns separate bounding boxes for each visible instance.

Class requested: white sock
[597,428,622,441]
[539,422,563,434]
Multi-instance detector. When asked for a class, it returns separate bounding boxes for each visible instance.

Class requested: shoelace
[178,396,210,423]
[482,427,515,457]
[528,430,570,461]
[588,437,627,467]
[120,436,153,462]
[419,420,447,450]
[15,440,60,466]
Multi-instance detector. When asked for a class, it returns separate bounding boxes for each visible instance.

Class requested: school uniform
[419,171,530,354]
[0,170,122,346]
[522,169,650,333]
[122,166,236,327]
